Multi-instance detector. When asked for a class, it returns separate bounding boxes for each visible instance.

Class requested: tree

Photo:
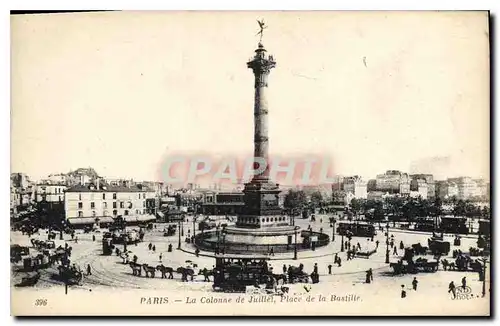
[310,191,323,208]
[453,200,467,217]
[284,190,307,212]
[350,198,365,217]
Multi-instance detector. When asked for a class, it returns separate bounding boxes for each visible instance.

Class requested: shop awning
[137,215,156,222]
[67,218,96,225]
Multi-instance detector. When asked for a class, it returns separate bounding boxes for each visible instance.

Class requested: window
[103,202,108,209]
[91,202,95,209]
[79,193,82,200]
[136,209,139,214]
[113,210,117,216]
[59,196,62,202]
[143,193,146,199]
[138,194,140,199]
[120,202,124,209]
[78,202,83,209]
[124,210,129,216]
[113,202,117,209]
[92,211,96,217]
[143,201,145,207]
[103,193,106,200]
[113,193,117,200]
[78,211,83,217]
[103,210,108,216]
[143,209,146,214]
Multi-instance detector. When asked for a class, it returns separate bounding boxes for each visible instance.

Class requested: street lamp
[192,215,197,238]
[331,218,336,242]
[385,222,390,264]
[341,232,345,252]
[177,219,181,250]
[294,226,299,260]
[480,258,488,297]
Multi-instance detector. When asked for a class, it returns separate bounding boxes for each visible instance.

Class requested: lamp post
[331,218,336,242]
[385,222,390,264]
[192,215,197,238]
[177,219,181,250]
[341,233,345,252]
[216,225,220,253]
[480,258,488,297]
[181,215,185,237]
[294,226,298,260]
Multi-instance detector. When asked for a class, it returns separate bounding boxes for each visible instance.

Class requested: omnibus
[438,216,469,234]
[336,221,376,237]
[414,217,435,232]
[212,254,271,293]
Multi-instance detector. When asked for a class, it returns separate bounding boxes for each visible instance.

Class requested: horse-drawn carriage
[15,272,41,287]
[287,263,311,283]
[10,245,30,263]
[163,225,177,237]
[390,247,440,275]
[58,265,83,285]
[427,237,450,256]
[212,255,274,293]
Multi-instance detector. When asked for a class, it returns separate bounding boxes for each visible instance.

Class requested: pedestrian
[148,243,152,251]
[283,264,287,274]
[313,263,318,274]
[375,240,379,249]
[152,245,156,252]
[412,277,418,291]
[195,248,200,257]
[334,253,338,264]
[320,227,323,234]
[390,239,394,248]
[393,246,398,255]
[365,268,373,284]
[86,264,92,276]
[92,234,96,242]
[357,242,361,250]
[270,247,274,256]
[401,285,407,298]
[159,253,162,262]
[462,276,467,289]
[203,268,210,282]
[327,264,332,275]
[168,243,172,252]
[337,257,342,267]
[344,241,349,249]
[448,281,456,299]
[399,241,404,250]
[75,236,78,244]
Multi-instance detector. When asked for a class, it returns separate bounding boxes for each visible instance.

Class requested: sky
[10,11,490,183]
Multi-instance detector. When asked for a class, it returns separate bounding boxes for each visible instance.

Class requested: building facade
[64,182,155,226]
[200,191,245,215]
[411,174,435,198]
[376,170,411,195]
[342,176,368,200]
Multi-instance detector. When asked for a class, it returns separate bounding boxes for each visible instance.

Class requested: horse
[142,264,156,278]
[120,253,129,264]
[272,273,288,285]
[156,265,174,279]
[198,268,215,282]
[177,267,195,282]
[129,262,142,276]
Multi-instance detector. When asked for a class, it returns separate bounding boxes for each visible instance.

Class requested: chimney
[96,178,100,190]
[80,175,84,185]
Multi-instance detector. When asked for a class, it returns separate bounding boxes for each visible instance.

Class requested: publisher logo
[452,286,473,300]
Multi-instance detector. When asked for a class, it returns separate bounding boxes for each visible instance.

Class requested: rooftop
[66,183,154,193]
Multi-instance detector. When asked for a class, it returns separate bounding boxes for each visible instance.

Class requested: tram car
[438,216,469,235]
[414,217,435,232]
[336,221,376,237]
[212,254,272,293]
[478,219,490,237]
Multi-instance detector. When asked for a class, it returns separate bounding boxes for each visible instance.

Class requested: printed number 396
[34,299,47,306]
